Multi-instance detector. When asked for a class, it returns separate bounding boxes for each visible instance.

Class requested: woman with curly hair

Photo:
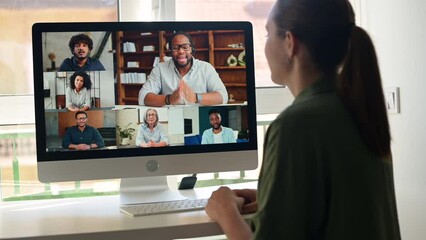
[65,71,92,112]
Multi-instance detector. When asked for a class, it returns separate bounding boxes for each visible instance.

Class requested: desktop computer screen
[32,21,258,204]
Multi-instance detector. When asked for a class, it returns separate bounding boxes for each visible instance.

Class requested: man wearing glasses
[139,31,228,106]
[62,111,105,150]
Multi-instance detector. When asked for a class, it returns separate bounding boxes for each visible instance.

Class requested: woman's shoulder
[272,93,347,131]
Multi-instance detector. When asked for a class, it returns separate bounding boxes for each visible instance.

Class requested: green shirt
[252,79,400,239]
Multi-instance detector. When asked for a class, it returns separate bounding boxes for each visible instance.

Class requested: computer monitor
[32,21,257,204]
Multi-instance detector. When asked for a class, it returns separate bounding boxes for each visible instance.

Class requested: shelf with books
[116,30,248,104]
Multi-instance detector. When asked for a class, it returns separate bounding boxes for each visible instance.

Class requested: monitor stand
[119,176,187,205]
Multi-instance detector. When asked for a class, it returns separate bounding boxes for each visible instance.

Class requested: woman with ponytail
[205,0,401,239]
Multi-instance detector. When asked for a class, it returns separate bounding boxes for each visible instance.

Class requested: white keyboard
[120,198,209,217]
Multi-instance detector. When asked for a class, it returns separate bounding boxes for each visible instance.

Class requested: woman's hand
[205,187,253,240]
[205,186,245,221]
[233,189,258,213]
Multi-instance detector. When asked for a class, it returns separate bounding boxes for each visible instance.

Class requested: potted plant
[116,123,136,145]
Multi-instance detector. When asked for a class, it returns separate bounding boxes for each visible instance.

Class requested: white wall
[255,87,293,114]
[360,0,426,239]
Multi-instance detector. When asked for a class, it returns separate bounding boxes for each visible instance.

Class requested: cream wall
[0,7,116,95]
[360,0,426,239]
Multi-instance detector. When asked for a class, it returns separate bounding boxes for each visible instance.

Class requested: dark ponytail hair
[337,26,391,159]
[273,0,391,159]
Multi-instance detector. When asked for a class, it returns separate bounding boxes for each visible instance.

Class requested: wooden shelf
[121,83,144,86]
[122,97,139,102]
[227,100,246,104]
[225,83,246,87]
[123,51,159,55]
[121,33,159,40]
[213,30,244,34]
[215,66,246,70]
[164,30,209,37]
[214,48,245,51]
[123,67,153,71]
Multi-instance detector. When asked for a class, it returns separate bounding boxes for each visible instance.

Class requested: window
[176,0,278,88]
[0,0,118,95]
[0,0,118,201]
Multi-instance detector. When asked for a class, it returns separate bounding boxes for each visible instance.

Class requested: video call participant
[135,108,169,148]
[205,0,401,239]
[59,33,105,71]
[62,111,105,150]
[201,109,236,144]
[66,71,92,112]
[138,31,228,107]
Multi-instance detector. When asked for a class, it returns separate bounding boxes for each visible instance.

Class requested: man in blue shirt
[59,33,105,71]
[62,111,105,150]
[201,109,236,144]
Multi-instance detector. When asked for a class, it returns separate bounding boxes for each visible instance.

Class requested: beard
[212,123,221,130]
[173,55,193,68]
[74,51,88,60]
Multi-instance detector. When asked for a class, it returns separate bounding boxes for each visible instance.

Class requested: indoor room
[0,0,425,239]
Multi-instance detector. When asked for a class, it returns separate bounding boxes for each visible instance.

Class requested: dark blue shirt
[62,125,105,149]
[59,57,105,71]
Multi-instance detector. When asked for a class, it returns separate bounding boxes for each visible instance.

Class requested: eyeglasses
[171,43,192,52]
[77,117,87,121]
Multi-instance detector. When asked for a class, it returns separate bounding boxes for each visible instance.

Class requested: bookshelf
[116,30,247,105]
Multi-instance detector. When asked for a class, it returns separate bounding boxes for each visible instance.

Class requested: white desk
[0,182,256,240]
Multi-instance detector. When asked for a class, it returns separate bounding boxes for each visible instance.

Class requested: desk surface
[0,181,256,240]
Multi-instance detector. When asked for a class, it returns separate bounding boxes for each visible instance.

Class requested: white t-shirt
[213,132,224,144]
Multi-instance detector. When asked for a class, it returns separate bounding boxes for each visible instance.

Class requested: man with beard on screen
[138,31,228,107]
[62,111,105,150]
[201,109,236,144]
[59,33,105,71]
